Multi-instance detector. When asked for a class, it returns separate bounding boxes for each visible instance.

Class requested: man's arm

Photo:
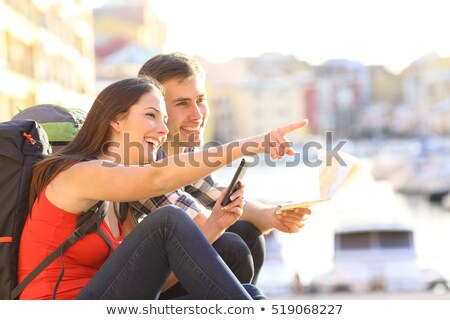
[239,200,275,233]
[140,185,244,243]
[184,174,224,209]
[240,200,311,234]
[185,174,311,234]
[140,189,206,220]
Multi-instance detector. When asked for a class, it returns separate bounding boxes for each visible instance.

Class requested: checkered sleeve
[184,174,226,210]
[140,189,206,219]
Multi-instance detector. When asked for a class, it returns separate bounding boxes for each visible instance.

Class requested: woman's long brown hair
[28,77,164,209]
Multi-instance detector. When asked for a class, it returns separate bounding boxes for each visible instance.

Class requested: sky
[103,0,450,74]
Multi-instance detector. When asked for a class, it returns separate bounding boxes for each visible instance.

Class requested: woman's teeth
[144,138,159,147]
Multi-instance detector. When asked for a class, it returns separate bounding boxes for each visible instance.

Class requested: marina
[214,149,450,299]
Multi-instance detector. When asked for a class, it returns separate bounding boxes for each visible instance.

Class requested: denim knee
[213,232,254,283]
[140,204,191,229]
[229,221,264,246]
[242,284,267,300]
[227,221,265,283]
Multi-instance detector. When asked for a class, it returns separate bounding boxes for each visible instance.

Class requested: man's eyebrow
[171,94,206,103]
[171,97,191,103]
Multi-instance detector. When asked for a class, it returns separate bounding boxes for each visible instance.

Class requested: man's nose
[190,104,203,120]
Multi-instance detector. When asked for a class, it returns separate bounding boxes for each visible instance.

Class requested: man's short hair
[138,52,205,83]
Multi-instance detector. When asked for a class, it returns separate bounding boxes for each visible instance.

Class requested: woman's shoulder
[46,161,105,214]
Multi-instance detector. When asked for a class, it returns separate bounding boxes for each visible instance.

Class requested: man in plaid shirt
[140,148,223,221]
[138,53,311,299]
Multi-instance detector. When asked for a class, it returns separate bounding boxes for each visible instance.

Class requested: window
[337,232,371,250]
[378,231,411,249]
[5,32,33,77]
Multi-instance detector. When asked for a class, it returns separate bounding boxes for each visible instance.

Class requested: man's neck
[162,141,185,156]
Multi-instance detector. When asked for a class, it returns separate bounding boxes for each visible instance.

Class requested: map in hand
[277,150,361,211]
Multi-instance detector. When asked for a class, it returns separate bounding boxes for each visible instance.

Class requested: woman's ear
[110,118,121,133]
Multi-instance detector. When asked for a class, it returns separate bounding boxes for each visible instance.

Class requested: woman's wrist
[202,216,227,243]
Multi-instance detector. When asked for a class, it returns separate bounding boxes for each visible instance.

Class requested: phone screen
[220,158,248,206]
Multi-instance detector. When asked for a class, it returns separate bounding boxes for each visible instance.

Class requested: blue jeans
[159,230,255,299]
[159,221,265,299]
[227,221,265,284]
[77,205,265,300]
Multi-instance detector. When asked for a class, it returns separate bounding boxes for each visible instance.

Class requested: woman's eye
[146,113,156,119]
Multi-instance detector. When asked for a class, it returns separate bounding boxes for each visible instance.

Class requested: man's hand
[272,207,311,233]
[240,201,311,234]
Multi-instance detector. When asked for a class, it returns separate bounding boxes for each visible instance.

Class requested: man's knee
[213,232,254,283]
[228,221,265,253]
[227,221,266,284]
[228,221,262,241]
[214,232,251,257]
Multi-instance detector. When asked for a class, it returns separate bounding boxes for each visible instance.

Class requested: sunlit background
[2,0,450,299]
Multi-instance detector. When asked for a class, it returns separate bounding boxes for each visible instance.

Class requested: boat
[309,222,448,293]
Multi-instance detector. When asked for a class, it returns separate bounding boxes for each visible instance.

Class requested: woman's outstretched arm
[48,120,308,212]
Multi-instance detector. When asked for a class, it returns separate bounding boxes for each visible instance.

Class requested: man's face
[162,75,209,149]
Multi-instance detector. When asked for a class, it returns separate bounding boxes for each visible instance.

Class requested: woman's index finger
[278,119,308,135]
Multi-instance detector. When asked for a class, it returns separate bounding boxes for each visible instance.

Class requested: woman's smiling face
[114,91,169,165]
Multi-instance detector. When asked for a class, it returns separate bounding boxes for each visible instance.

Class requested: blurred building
[93,0,166,92]
[345,53,450,138]
[204,55,379,143]
[204,53,312,143]
[369,65,402,105]
[0,0,96,121]
[314,60,371,139]
[401,53,450,135]
[355,66,403,138]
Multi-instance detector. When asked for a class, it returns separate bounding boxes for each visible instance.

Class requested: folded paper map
[277,150,361,211]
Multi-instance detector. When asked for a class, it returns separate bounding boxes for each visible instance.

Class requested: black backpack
[0,119,106,299]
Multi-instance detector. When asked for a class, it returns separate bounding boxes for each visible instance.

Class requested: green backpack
[12,104,87,147]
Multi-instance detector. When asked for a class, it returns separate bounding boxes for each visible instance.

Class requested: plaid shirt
[139,149,225,219]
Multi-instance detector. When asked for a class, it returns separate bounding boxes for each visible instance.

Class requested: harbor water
[214,154,450,299]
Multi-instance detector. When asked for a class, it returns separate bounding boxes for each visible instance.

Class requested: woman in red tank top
[18,76,307,299]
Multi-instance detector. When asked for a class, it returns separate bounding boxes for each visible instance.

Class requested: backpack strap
[10,201,106,299]
[128,201,152,222]
[95,229,113,249]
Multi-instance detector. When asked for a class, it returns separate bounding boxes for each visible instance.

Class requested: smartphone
[221,158,248,206]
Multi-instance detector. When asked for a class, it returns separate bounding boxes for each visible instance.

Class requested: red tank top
[18,187,123,299]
